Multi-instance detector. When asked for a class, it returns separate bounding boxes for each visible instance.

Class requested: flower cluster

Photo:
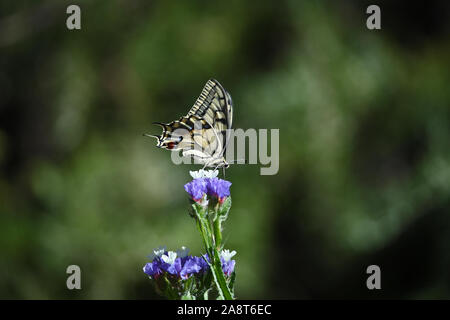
[184,170,232,203]
[143,246,236,281]
[144,169,235,299]
[143,246,207,280]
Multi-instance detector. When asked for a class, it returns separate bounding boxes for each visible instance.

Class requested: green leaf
[204,257,225,300]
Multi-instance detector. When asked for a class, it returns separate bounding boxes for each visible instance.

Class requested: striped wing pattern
[150,79,233,163]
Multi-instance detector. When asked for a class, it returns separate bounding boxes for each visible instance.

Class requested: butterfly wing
[186,79,233,158]
[152,116,217,160]
[148,79,233,164]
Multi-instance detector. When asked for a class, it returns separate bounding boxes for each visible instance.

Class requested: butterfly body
[146,79,233,170]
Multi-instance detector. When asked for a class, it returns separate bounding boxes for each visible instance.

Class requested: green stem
[213,218,222,250]
[193,203,233,300]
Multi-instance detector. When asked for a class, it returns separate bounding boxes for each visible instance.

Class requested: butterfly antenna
[143,133,160,140]
[152,122,166,128]
[228,159,247,164]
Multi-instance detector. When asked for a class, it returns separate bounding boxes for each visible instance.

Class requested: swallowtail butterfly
[145,79,233,171]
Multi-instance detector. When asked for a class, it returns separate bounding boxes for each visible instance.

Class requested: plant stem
[193,203,233,300]
[213,218,222,250]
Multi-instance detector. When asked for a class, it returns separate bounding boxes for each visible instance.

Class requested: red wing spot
[167,142,175,150]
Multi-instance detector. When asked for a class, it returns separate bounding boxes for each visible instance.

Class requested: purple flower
[150,250,208,280]
[184,176,231,203]
[203,251,236,277]
[180,256,204,279]
[159,251,181,275]
[197,255,210,270]
[220,249,236,276]
[206,178,232,202]
[143,260,163,278]
[162,257,183,276]
[184,178,208,201]
[143,247,236,281]
[221,259,236,276]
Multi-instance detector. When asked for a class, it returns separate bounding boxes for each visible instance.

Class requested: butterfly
[145,79,233,172]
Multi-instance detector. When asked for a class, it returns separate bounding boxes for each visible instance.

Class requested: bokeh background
[1,0,449,299]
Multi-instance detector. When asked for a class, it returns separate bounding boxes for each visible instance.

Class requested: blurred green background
[1,0,449,299]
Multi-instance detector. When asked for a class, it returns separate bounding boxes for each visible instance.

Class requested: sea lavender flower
[206,178,232,203]
[221,249,237,261]
[161,251,177,265]
[184,170,232,203]
[220,249,237,276]
[160,251,182,276]
[193,255,209,271]
[146,168,235,299]
[184,178,208,202]
[144,248,236,280]
[147,246,166,260]
[202,251,236,277]
[190,169,219,179]
[143,260,163,278]
[180,256,203,279]
[144,248,209,281]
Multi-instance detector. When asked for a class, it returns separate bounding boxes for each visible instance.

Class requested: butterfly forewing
[187,79,233,154]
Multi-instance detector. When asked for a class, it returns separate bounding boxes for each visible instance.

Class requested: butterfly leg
[212,163,227,178]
